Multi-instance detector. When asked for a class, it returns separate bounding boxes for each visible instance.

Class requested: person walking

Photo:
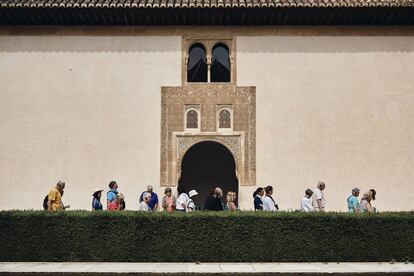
[226,191,238,211]
[347,187,360,213]
[108,193,125,211]
[214,187,225,211]
[176,186,189,212]
[369,189,377,201]
[139,192,151,211]
[204,187,217,210]
[253,187,264,210]
[263,185,278,211]
[47,180,66,211]
[312,181,326,212]
[92,188,104,211]
[187,189,199,212]
[300,188,314,212]
[360,191,375,213]
[369,189,377,211]
[106,181,118,210]
[139,185,159,211]
[162,187,176,212]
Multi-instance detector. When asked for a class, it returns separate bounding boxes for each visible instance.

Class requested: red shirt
[108,201,119,211]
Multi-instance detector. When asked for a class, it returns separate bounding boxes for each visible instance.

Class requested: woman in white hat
[187,190,198,212]
[92,188,104,211]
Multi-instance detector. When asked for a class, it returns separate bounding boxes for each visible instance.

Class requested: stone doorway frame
[160,85,256,188]
[171,132,245,187]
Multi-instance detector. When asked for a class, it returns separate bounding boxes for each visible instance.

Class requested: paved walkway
[1,262,413,275]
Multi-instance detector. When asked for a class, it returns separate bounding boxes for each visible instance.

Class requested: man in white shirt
[301,188,314,212]
[312,181,326,212]
[176,186,189,212]
[187,189,198,212]
[263,185,278,211]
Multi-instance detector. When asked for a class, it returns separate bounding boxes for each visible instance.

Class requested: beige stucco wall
[0,35,181,210]
[1,30,413,211]
[237,36,414,211]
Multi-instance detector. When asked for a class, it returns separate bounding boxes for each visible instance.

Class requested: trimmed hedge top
[1,211,414,262]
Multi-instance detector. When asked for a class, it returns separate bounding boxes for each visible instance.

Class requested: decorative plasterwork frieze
[160,84,256,187]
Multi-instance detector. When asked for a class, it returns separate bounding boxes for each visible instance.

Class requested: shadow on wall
[237,36,414,54]
[0,36,180,53]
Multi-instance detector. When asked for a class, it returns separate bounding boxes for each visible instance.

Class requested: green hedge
[1,211,413,262]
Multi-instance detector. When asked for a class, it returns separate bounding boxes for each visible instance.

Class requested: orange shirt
[48,188,62,211]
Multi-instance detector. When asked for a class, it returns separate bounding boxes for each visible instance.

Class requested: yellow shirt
[48,187,62,211]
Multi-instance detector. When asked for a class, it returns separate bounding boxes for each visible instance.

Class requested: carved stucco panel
[161,85,256,187]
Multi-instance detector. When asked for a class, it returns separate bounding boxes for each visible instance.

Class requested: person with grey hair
[214,187,225,211]
[139,185,158,211]
[139,192,151,211]
[47,180,66,211]
[347,187,360,213]
[311,181,326,212]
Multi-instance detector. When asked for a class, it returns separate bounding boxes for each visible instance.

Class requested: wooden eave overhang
[0,0,413,25]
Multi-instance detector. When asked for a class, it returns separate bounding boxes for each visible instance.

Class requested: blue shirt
[107,190,117,202]
[92,198,103,210]
[347,195,359,212]
[254,196,263,210]
[140,192,159,210]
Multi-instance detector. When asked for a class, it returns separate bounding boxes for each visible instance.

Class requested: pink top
[108,201,119,211]
[165,196,174,212]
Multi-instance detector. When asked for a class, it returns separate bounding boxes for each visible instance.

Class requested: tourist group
[44,180,377,213]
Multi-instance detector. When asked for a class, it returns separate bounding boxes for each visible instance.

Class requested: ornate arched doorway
[178,141,239,209]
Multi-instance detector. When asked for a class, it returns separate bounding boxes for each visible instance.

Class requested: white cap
[189,190,198,198]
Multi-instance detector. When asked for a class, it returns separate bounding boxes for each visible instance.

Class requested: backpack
[186,199,196,212]
[43,195,48,210]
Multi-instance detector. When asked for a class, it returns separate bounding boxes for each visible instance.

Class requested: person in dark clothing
[204,187,217,210]
[253,187,264,210]
[214,187,225,211]
[92,188,104,211]
[369,189,377,201]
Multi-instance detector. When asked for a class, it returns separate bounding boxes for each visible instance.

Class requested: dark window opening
[211,43,230,82]
[187,43,207,82]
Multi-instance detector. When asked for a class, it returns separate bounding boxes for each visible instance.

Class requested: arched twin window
[211,43,231,83]
[187,43,207,82]
[187,42,230,83]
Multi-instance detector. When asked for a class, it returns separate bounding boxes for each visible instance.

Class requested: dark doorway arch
[178,141,238,209]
